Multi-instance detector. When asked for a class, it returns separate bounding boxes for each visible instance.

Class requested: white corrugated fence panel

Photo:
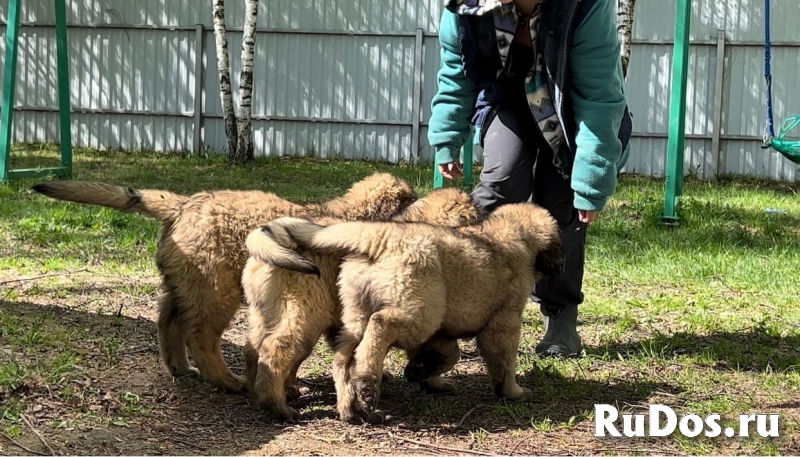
[203,119,410,163]
[0,0,444,32]
[204,33,414,123]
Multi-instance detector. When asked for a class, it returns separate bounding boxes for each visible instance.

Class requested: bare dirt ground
[1,274,720,457]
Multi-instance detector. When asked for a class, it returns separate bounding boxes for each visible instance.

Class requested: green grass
[0,307,91,433]
[1,144,798,454]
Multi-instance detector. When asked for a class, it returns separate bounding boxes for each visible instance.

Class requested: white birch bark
[234,0,258,163]
[617,0,637,79]
[212,0,239,158]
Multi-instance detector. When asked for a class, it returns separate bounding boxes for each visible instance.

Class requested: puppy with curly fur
[32,173,416,392]
[242,188,481,420]
[262,202,564,424]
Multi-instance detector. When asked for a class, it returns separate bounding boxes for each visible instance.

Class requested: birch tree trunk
[212,0,239,158]
[233,0,258,164]
[616,0,637,79]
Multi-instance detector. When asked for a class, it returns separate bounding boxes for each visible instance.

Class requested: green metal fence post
[54,0,73,176]
[661,0,692,224]
[0,0,22,182]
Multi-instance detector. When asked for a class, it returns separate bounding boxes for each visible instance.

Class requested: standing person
[428,0,633,357]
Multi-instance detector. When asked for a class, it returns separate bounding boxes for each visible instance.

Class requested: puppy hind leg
[336,327,390,383]
[157,288,198,378]
[476,310,531,401]
[251,323,325,421]
[284,361,303,400]
[250,350,300,421]
[334,272,374,422]
[347,305,441,424]
[281,321,328,400]
[345,312,398,425]
[244,341,260,393]
[185,322,246,393]
[332,308,377,424]
[332,333,361,423]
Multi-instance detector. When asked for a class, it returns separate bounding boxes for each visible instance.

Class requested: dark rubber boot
[535,305,582,358]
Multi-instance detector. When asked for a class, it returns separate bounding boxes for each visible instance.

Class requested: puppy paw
[342,407,386,425]
[350,377,382,424]
[337,403,364,425]
[274,406,301,422]
[419,376,457,395]
[215,374,247,393]
[501,386,533,402]
[170,365,201,378]
[340,410,362,425]
[516,387,534,402]
[353,379,378,409]
[258,399,301,422]
[285,384,302,400]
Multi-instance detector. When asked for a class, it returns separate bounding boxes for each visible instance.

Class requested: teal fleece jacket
[428,0,629,212]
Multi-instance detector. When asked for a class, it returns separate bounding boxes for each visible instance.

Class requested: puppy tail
[267,217,393,262]
[245,223,322,277]
[32,181,188,223]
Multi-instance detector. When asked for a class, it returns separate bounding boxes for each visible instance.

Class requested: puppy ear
[534,240,566,278]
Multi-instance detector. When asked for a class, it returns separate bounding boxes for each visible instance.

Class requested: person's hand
[578,210,600,224]
[438,162,464,180]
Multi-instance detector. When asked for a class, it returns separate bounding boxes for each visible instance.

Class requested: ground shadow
[0,299,286,455]
[324,354,684,437]
[587,329,800,373]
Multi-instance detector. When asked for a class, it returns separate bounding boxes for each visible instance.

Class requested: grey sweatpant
[471,103,587,314]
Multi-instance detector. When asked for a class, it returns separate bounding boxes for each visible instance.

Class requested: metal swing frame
[0,0,73,182]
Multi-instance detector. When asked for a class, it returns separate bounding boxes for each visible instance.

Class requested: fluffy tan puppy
[32,173,416,392]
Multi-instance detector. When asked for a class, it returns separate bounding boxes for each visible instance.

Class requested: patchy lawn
[1,145,798,455]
